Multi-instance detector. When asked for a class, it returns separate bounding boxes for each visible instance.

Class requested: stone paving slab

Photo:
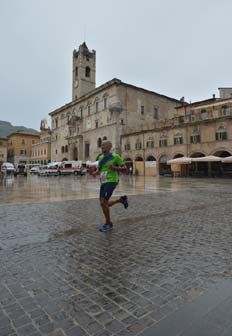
[144,279,232,336]
[1,178,232,335]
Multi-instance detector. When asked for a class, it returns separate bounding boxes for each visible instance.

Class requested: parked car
[1,162,16,176]
[30,166,41,175]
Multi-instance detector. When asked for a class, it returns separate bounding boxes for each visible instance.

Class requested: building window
[190,135,201,143]
[75,66,78,78]
[61,146,65,153]
[104,97,108,109]
[22,139,25,144]
[55,119,58,128]
[189,110,195,122]
[146,139,154,148]
[85,143,90,158]
[216,131,227,140]
[87,105,91,116]
[98,138,102,148]
[125,143,131,151]
[141,105,144,115]
[135,142,142,150]
[85,66,90,77]
[95,121,98,128]
[32,140,35,144]
[65,145,68,152]
[159,139,167,147]
[222,105,230,116]
[153,107,158,119]
[120,119,124,125]
[79,107,83,119]
[103,136,107,140]
[96,101,99,113]
[174,136,183,145]
[200,109,208,120]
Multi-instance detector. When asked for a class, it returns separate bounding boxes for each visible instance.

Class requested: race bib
[100,171,107,182]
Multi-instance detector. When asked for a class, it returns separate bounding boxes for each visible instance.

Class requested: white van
[58,161,85,176]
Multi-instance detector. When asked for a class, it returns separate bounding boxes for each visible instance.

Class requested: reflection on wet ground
[0,174,231,205]
[1,175,232,335]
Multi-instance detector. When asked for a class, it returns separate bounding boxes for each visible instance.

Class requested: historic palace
[49,42,232,176]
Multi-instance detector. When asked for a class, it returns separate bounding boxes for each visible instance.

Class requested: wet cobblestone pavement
[1,175,232,335]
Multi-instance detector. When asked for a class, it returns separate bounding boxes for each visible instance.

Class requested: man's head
[101,141,112,154]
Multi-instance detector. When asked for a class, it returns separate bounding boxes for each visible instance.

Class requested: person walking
[93,140,128,232]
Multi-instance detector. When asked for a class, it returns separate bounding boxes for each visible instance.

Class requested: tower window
[75,67,78,78]
[85,66,90,77]
[141,106,144,115]
[96,101,99,113]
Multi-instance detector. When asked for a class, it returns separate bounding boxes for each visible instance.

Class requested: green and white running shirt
[98,152,125,184]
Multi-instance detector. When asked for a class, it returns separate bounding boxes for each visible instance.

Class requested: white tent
[167,157,192,165]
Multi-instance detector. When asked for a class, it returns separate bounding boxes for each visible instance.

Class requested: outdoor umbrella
[191,155,222,162]
[221,156,232,163]
[167,157,192,165]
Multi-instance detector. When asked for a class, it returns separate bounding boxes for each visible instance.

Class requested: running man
[93,140,128,232]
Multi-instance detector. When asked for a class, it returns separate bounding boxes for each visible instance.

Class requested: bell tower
[72,42,96,100]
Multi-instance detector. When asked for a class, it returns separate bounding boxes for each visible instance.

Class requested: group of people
[93,140,129,232]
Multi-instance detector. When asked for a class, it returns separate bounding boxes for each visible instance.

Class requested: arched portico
[145,155,157,176]
[124,157,133,174]
[159,154,171,176]
[135,156,144,175]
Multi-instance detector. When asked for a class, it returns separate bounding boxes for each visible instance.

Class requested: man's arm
[108,163,128,173]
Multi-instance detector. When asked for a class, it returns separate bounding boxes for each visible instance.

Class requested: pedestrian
[93,140,128,232]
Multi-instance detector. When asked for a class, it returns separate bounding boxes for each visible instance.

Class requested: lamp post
[143,132,145,176]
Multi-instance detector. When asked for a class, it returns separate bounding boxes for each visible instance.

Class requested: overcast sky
[1,0,232,130]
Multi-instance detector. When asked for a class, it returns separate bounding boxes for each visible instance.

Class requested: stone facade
[49,42,181,163]
[121,96,232,175]
[7,131,40,168]
[31,130,52,164]
[0,137,8,166]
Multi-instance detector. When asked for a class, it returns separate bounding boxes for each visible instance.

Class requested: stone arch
[213,149,231,157]
[190,152,205,158]
[146,155,156,161]
[135,156,143,161]
[173,153,184,159]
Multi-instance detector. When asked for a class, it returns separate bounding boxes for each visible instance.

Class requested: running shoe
[99,222,113,232]
[121,195,128,209]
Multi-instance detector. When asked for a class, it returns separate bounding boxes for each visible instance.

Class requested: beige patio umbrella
[221,156,232,163]
[191,155,222,162]
[167,157,192,165]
